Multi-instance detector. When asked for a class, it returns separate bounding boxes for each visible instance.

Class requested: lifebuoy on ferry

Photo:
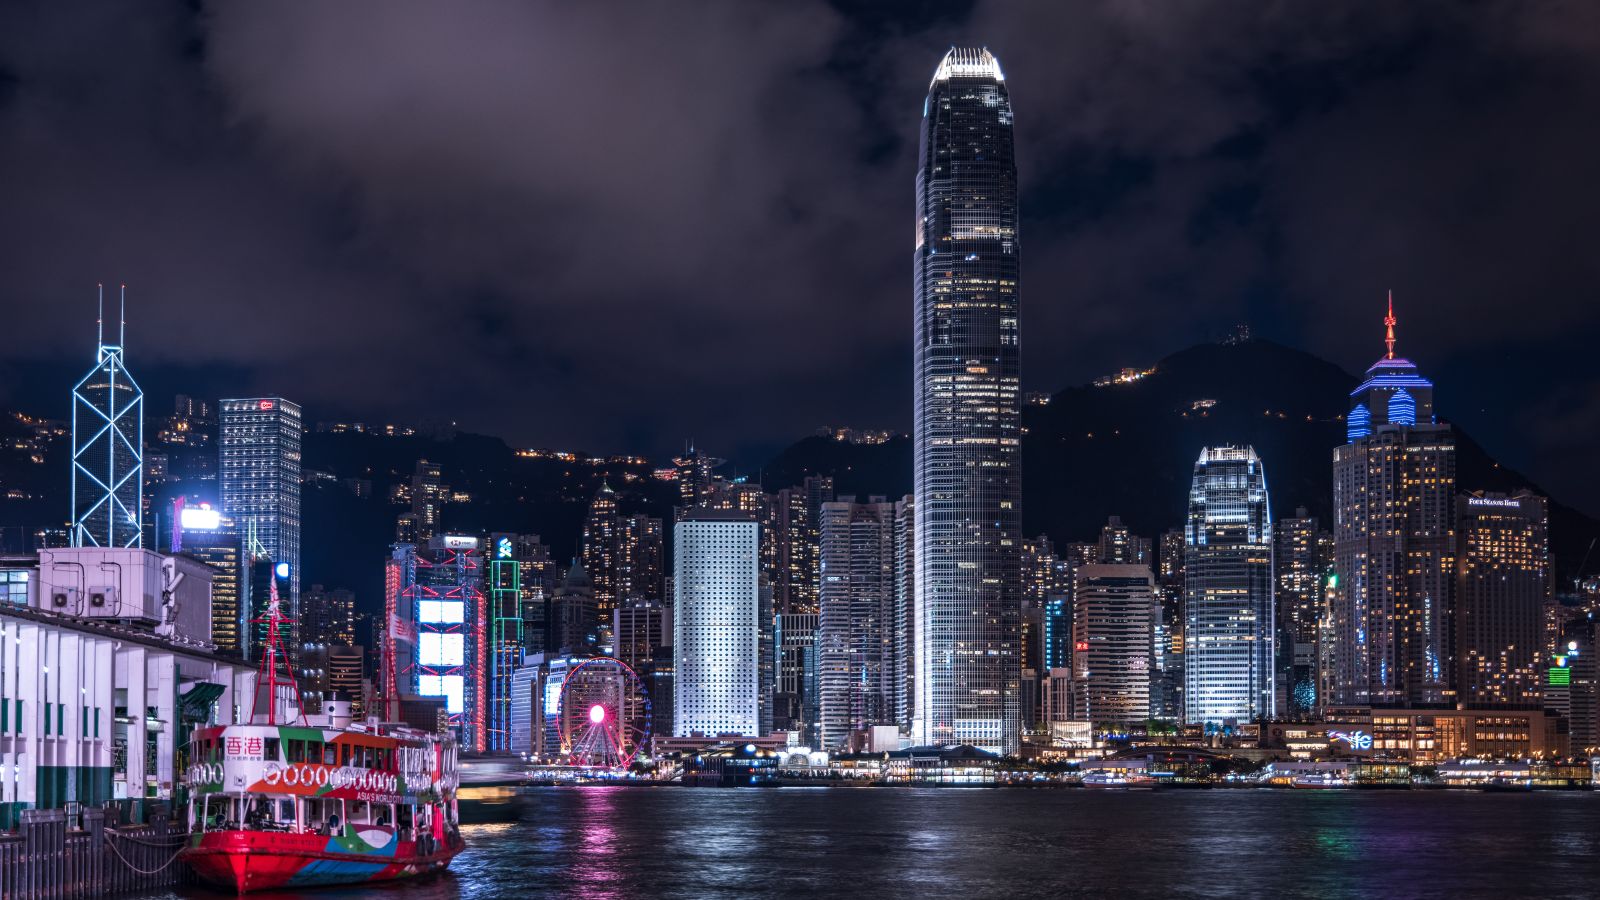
[284,767,301,786]
[264,767,282,786]
[316,767,330,787]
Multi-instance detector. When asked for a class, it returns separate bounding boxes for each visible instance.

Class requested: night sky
[3,1,1597,516]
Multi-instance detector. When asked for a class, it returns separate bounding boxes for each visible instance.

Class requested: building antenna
[1384,290,1397,360]
[97,283,104,346]
[119,283,126,347]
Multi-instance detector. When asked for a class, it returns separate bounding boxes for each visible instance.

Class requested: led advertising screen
[417,674,466,713]
[418,632,466,667]
[418,600,465,624]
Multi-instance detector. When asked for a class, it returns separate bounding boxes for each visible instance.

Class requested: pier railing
[0,806,191,899]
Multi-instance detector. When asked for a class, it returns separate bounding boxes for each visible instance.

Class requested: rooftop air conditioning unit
[88,586,117,610]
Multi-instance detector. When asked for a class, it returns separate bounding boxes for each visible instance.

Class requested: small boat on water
[180,718,463,891]
[1081,770,1158,789]
[457,755,533,824]
[179,576,464,892]
[1290,773,1350,790]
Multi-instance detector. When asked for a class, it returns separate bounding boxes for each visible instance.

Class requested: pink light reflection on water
[571,785,626,899]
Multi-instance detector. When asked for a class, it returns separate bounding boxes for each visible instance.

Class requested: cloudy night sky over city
[2,0,1598,515]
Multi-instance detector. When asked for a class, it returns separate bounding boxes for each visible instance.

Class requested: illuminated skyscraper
[1070,564,1156,724]
[393,535,486,749]
[580,483,620,618]
[672,446,725,508]
[395,459,446,544]
[1455,490,1549,706]
[1097,516,1150,566]
[817,497,900,749]
[614,595,671,671]
[71,287,144,549]
[485,533,547,751]
[172,500,243,654]
[618,514,664,602]
[1274,508,1330,715]
[764,487,817,616]
[220,397,303,649]
[912,47,1022,753]
[300,584,356,646]
[1331,299,1456,706]
[673,510,763,737]
[1184,446,1275,726]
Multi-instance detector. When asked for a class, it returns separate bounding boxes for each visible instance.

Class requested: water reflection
[571,787,624,899]
[141,789,1600,900]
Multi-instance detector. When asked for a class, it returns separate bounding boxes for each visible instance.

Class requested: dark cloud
[1,0,1597,513]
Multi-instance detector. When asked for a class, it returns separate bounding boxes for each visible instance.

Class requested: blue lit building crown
[1347,358,1435,435]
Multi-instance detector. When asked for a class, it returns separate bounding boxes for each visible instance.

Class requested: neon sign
[1328,730,1373,750]
[258,400,275,410]
[496,537,513,559]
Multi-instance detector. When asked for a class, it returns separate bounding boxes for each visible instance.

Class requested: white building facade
[673,514,761,737]
[0,548,254,826]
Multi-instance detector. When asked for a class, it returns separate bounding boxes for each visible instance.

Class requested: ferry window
[279,799,294,821]
[287,740,304,763]
[264,737,280,761]
[323,744,337,765]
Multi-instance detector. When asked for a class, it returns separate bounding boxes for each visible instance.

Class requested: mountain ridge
[763,338,1598,581]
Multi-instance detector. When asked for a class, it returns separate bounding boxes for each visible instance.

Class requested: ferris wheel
[557,657,652,769]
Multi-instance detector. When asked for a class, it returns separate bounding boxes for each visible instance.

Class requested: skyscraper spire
[72,286,144,548]
[1384,290,1397,360]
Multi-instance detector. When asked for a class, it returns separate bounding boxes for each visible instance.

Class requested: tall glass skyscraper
[220,397,303,655]
[912,47,1022,753]
[1330,300,1455,706]
[1184,446,1275,726]
[71,288,143,548]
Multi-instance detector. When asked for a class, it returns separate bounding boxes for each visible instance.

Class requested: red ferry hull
[182,829,462,893]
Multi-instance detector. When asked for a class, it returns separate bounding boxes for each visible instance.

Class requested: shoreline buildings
[912,46,1023,754]
[1455,490,1549,706]
[1274,508,1330,716]
[817,497,902,749]
[1070,564,1156,725]
[390,536,486,750]
[674,510,765,737]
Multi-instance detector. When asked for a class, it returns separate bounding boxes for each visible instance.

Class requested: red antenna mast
[251,569,304,725]
[1384,290,1397,360]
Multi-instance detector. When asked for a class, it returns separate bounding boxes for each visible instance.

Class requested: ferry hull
[182,829,461,893]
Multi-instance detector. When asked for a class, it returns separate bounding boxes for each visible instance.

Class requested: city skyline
[5,7,1600,898]
[3,3,1599,522]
